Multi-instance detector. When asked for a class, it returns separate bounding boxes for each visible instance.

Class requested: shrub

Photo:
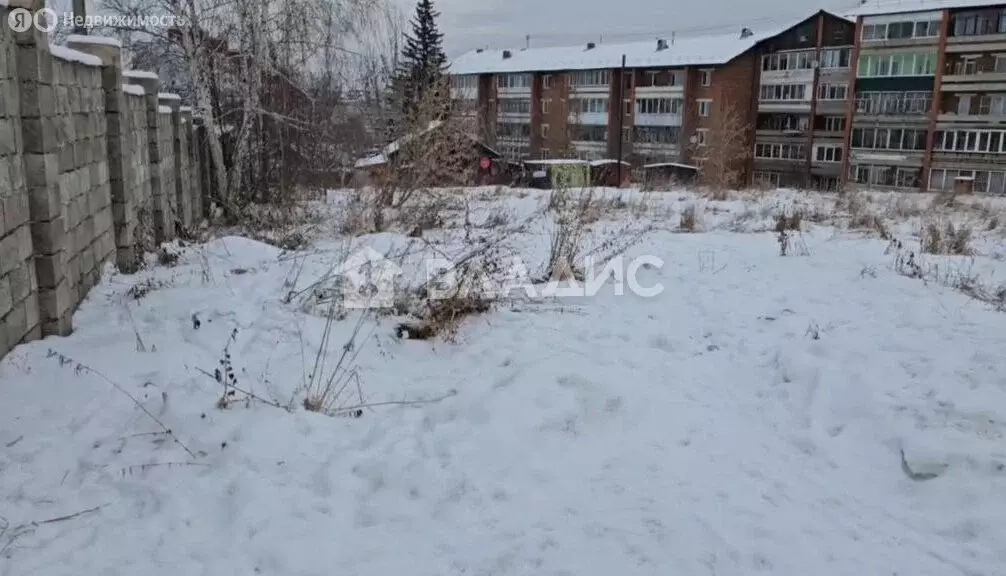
[679,204,698,232]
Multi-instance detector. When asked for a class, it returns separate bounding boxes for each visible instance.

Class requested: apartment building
[754,13,856,190]
[842,0,1006,194]
[447,2,1006,194]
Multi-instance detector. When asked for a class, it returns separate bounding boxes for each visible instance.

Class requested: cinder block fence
[0,1,212,360]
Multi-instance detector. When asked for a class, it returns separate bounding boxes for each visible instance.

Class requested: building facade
[448,2,1006,194]
[844,1,1006,194]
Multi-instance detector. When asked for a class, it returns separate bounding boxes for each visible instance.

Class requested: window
[570,97,610,115]
[851,164,921,188]
[541,98,551,114]
[759,84,807,101]
[572,124,606,142]
[951,9,1006,37]
[855,91,932,115]
[635,97,683,115]
[817,83,848,100]
[622,126,631,142]
[570,69,611,87]
[761,50,816,71]
[857,52,937,77]
[754,143,806,160]
[543,74,552,89]
[495,122,531,139]
[820,48,851,69]
[754,171,782,187]
[633,125,681,144]
[497,73,532,89]
[814,144,844,163]
[996,55,1006,73]
[758,114,808,131]
[498,98,531,114]
[451,74,478,91]
[851,127,927,150]
[700,69,712,86]
[698,99,712,117]
[817,115,845,132]
[862,17,941,41]
[933,128,1006,153]
[695,129,708,146]
[541,124,549,139]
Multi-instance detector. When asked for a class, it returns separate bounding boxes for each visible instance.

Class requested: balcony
[854,95,931,119]
[758,100,812,113]
[568,111,610,126]
[633,113,683,127]
[943,61,1006,85]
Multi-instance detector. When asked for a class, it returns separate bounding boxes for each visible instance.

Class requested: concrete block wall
[0,2,210,361]
[156,104,177,234]
[0,13,38,358]
[120,89,154,266]
[50,53,115,312]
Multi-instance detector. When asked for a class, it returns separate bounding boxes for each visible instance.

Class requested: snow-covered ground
[3,187,1006,576]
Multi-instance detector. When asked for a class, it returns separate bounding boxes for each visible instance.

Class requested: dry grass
[921,219,974,255]
[678,204,699,232]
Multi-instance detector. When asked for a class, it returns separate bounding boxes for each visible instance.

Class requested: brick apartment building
[448,1,1006,193]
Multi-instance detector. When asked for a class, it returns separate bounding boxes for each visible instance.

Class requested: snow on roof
[158,105,173,114]
[66,34,122,48]
[642,162,699,170]
[589,159,630,166]
[523,159,589,166]
[355,153,388,168]
[180,105,193,113]
[124,70,159,80]
[847,0,1000,17]
[158,92,182,101]
[49,45,103,67]
[123,83,145,96]
[354,120,444,169]
[449,15,822,75]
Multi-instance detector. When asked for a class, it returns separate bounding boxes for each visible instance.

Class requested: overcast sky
[396,0,863,57]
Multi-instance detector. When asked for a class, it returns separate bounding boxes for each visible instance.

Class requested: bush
[679,204,698,232]
[922,219,973,255]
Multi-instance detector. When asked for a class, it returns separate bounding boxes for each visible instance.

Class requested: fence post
[126,72,169,244]
[15,0,71,336]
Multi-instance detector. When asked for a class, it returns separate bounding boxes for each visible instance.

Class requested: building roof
[847,0,1002,17]
[450,10,847,75]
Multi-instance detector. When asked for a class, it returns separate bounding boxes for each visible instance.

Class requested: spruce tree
[396,0,448,126]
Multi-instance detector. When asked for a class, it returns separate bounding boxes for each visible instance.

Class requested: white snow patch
[123,69,159,80]
[122,83,145,96]
[157,92,182,101]
[66,34,123,48]
[49,45,102,67]
[2,189,1006,576]
[158,105,172,114]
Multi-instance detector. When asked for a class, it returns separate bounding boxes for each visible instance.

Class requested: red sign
[480,157,491,170]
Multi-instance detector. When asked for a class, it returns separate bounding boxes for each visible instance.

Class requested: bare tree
[99,0,377,215]
[690,100,751,196]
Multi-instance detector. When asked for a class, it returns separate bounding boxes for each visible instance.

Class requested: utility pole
[615,54,626,187]
[73,0,87,35]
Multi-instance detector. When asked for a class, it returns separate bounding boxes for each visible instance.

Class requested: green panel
[855,77,935,92]
[551,165,589,188]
